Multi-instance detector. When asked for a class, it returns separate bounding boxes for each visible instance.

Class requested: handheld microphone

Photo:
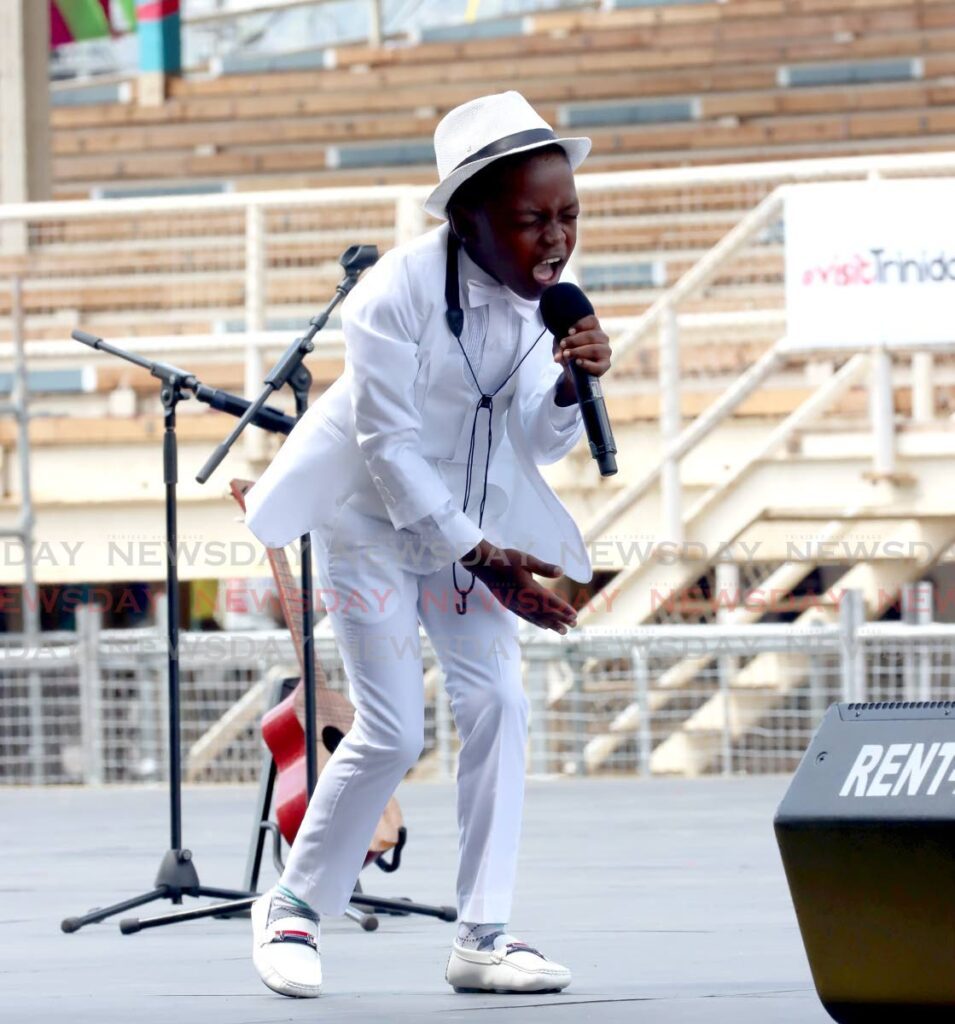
[539,283,618,477]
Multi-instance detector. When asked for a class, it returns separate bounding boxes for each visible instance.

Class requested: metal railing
[583,154,955,546]
[1,586,953,785]
[5,150,955,395]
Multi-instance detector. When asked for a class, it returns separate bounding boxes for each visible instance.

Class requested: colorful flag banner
[50,1,138,48]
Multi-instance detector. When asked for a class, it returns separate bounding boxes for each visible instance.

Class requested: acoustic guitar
[230,479,403,868]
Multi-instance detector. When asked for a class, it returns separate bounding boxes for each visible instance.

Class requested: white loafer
[251,888,322,998]
[445,934,571,994]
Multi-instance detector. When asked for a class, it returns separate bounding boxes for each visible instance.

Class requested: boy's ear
[448,204,475,244]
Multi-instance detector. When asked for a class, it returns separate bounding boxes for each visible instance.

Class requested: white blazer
[245,224,593,584]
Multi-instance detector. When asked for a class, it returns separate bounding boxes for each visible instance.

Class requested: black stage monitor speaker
[775,701,955,1023]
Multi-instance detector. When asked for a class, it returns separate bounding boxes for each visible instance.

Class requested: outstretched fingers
[517,580,577,634]
[522,554,563,578]
[517,556,577,632]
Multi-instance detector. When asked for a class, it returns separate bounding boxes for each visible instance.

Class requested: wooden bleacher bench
[23,0,955,391]
[54,113,955,192]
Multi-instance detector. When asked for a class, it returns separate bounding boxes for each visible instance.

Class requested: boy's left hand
[553,313,612,380]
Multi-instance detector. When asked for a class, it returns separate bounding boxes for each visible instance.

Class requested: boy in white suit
[246,91,612,998]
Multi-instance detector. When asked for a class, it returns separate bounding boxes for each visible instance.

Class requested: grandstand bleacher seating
[5,0,953,416]
[49,0,955,195]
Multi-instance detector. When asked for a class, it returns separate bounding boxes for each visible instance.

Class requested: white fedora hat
[423,91,591,220]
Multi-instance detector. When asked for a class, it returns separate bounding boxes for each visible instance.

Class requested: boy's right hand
[460,540,578,634]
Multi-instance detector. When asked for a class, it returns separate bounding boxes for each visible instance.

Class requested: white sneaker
[445,933,571,994]
[251,887,322,998]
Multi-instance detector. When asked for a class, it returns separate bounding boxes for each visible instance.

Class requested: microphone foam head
[539,282,594,339]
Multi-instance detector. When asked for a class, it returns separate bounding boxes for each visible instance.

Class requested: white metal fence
[5,150,955,431]
[2,589,953,786]
[4,150,955,344]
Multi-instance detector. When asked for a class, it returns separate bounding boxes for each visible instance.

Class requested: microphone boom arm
[195,246,378,484]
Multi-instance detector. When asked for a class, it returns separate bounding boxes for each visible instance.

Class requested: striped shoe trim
[505,942,546,959]
[269,929,318,951]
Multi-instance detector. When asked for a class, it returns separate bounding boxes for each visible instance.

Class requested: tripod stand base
[114,888,456,934]
[351,895,457,922]
[60,848,252,934]
[154,848,200,892]
[117,895,378,934]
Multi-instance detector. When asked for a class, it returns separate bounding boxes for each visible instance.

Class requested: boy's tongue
[533,260,558,284]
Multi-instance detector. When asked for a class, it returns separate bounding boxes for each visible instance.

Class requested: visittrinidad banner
[784,179,955,350]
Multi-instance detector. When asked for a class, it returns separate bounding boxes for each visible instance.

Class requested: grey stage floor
[1,776,830,1023]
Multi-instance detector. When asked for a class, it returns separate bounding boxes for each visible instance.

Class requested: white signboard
[785,180,955,350]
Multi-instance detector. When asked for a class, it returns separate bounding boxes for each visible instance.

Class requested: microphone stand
[61,248,375,935]
[60,340,287,934]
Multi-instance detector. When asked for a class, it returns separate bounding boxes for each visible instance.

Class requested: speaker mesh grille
[846,701,955,711]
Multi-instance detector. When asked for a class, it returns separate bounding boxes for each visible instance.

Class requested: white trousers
[280,509,528,924]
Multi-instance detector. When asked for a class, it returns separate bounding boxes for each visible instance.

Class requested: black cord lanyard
[445,233,546,614]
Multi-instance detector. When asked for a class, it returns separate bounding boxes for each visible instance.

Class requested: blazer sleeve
[517,347,585,465]
[342,250,482,559]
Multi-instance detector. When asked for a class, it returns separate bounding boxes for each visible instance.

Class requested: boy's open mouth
[532,256,564,286]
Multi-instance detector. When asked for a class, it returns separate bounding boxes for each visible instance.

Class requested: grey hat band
[453,127,558,171]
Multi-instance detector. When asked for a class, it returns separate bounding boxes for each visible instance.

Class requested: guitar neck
[229,478,327,687]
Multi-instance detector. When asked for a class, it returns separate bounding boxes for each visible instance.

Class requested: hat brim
[423,136,591,220]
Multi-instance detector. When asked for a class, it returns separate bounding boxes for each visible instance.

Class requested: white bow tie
[466,278,539,323]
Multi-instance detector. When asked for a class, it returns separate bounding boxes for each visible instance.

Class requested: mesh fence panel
[0,641,81,785]
[3,621,955,785]
[864,634,955,704]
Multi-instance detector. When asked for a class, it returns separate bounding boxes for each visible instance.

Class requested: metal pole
[573,665,586,776]
[807,647,825,728]
[632,644,651,776]
[368,0,382,46]
[901,582,917,702]
[77,603,104,785]
[916,580,933,701]
[527,646,548,775]
[870,344,895,477]
[291,369,320,796]
[911,351,934,423]
[716,562,739,776]
[659,305,683,547]
[162,385,183,851]
[0,1,50,249]
[839,589,866,703]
